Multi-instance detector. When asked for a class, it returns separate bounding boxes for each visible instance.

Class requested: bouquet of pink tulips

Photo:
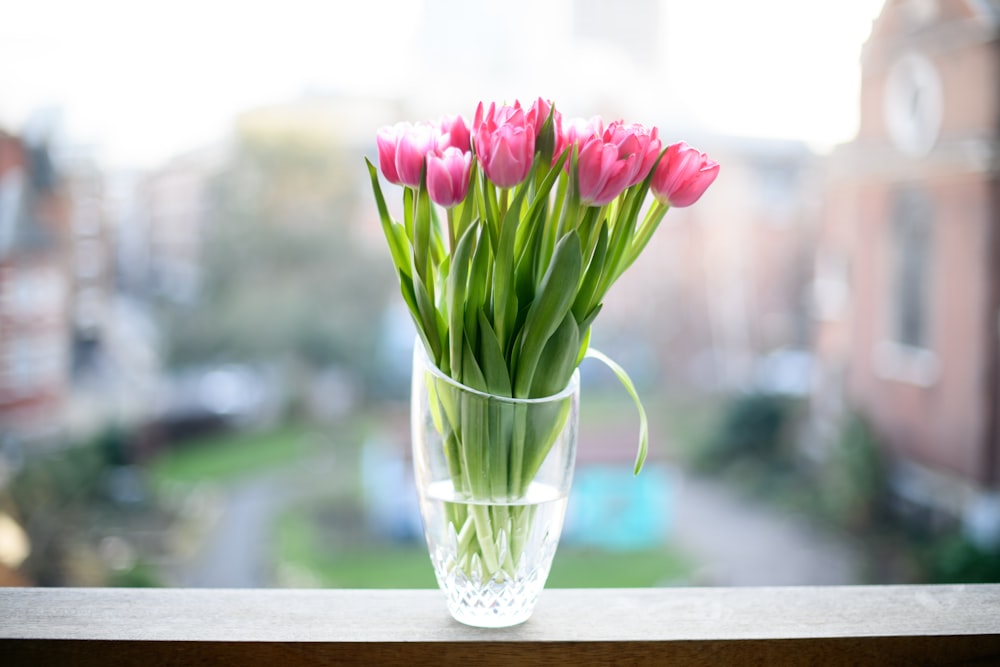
[367,99,717,577]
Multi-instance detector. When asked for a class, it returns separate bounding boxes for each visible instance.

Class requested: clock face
[884,52,943,156]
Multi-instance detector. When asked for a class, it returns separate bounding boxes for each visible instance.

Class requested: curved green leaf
[585,347,649,475]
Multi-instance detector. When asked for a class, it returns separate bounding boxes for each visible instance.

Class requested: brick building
[813,0,1000,516]
[0,131,71,443]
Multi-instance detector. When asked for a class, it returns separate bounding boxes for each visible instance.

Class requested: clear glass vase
[411,341,580,627]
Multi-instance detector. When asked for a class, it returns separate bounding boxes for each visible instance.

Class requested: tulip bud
[529,98,560,164]
[376,123,405,185]
[576,136,636,206]
[473,101,535,189]
[650,142,720,207]
[426,147,472,208]
[603,121,661,187]
[439,115,471,153]
[394,122,437,188]
[557,116,603,162]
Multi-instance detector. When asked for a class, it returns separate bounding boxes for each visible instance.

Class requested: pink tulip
[556,116,603,161]
[439,115,471,152]
[393,122,437,188]
[528,98,560,135]
[650,142,720,207]
[472,101,536,189]
[603,121,661,187]
[576,135,637,206]
[529,97,561,160]
[426,147,472,208]
[376,123,405,185]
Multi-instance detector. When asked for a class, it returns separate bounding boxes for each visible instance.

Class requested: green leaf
[558,146,582,238]
[601,167,658,291]
[461,334,488,392]
[365,158,412,279]
[572,221,608,320]
[515,149,567,262]
[493,181,530,352]
[577,303,603,343]
[542,160,570,272]
[529,312,579,397]
[413,183,432,287]
[585,347,649,475]
[398,273,432,359]
[513,230,583,397]
[428,203,447,269]
[519,397,572,496]
[387,222,412,279]
[447,222,478,377]
[601,191,640,297]
[413,272,442,365]
[476,311,512,397]
[575,324,592,367]
[514,225,539,314]
[480,174,500,249]
[464,223,492,350]
[453,157,480,246]
[576,206,602,268]
[403,186,415,241]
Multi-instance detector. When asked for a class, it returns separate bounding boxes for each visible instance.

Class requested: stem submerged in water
[418,348,578,583]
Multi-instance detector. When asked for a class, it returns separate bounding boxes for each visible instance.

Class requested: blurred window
[890,184,932,349]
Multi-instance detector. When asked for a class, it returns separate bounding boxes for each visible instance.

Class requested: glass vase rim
[414,338,580,405]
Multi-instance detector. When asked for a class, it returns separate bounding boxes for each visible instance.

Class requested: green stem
[457,512,476,553]
[508,404,528,498]
[446,207,456,254]
[509,504,534,573]
[499,188,509,222]
[469,504,501,575]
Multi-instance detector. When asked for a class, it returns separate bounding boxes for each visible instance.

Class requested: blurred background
[2,0,999,589]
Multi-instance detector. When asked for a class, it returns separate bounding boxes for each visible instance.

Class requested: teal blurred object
[563,464,676,550]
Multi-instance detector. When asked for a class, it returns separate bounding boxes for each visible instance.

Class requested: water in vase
[419,479,569,627]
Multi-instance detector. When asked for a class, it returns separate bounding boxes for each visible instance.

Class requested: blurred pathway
[176,475,283,588]
[171,451,340,588]
[672,474,864,586]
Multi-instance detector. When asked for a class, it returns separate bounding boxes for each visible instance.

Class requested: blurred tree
[161,120,394,386]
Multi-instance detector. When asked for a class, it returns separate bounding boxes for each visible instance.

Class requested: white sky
[0,0,885,168]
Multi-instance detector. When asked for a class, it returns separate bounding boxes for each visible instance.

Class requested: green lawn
[149,423,349,487]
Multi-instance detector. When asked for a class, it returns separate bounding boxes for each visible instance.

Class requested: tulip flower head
[527,98,556,135]
[603,121,662,187]
[426,147,472,208]
[375,123,406,186]
[392,122,438,189]
[439,115,471,153]
[472,101,536,189]
[557,116,604,162]
[576,135,637,206]
[651,142,720,208]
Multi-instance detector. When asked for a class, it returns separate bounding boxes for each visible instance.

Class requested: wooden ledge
[3,585,1000,665]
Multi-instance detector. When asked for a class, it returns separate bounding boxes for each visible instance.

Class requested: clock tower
[883,50,943,157]
[813,0,1000,520]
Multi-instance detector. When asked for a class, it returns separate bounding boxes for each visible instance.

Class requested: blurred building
[0,124,162,447]
[66,156,114,380]
[139,147,222,304]
[602,133,821,393]
[813,0,1000,519]
[0,131,71,444]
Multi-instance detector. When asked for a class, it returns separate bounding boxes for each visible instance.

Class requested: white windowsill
[873,340,940,387]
